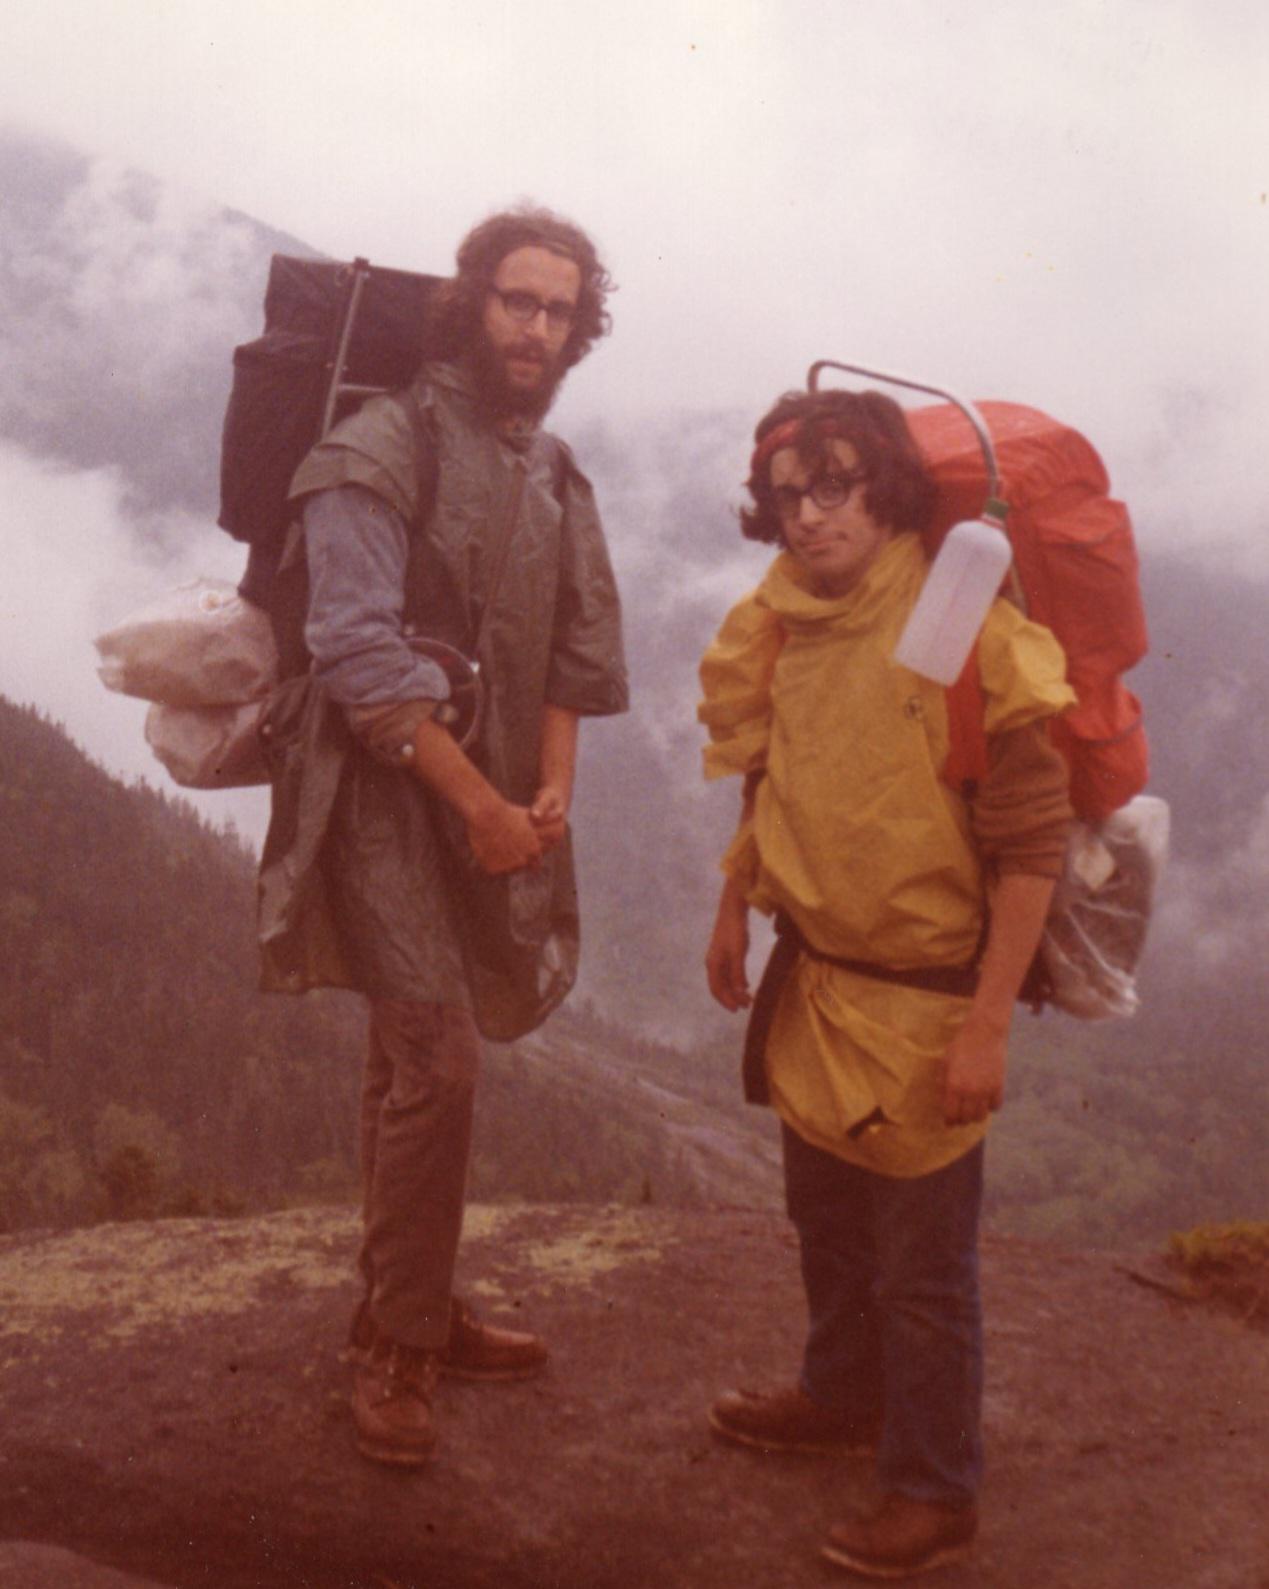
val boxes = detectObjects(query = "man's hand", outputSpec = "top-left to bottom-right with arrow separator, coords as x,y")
534,706 -> 578,850
940,1012 -> 1008,1125
529,784 -> 569,853
706,879 -> 752,1012
939,870 -> 1056,1126
406,720 -> 547,876
465,797 -> 546,875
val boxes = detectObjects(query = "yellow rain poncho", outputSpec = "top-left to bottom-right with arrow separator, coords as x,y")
699,533 -> 1074,1176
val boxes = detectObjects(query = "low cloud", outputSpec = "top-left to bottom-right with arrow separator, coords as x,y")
0,439 -> 269,844
0,133 -> 279,518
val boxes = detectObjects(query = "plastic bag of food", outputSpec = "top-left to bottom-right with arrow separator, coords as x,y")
95,578 -> 278,707
144,699 -> 271,789
1041,795 -> 1170,1019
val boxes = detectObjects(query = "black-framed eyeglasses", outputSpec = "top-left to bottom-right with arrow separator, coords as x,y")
488,287 -> 577,331
771,470 -> 869,520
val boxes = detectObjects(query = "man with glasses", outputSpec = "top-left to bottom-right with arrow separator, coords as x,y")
698,387 -> 1073,1576
263,207 -> 627,1466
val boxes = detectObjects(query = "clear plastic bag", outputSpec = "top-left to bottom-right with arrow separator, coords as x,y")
144,700 -> 271,789
1041,795 -> 1170,1019
95,578 -> 278,707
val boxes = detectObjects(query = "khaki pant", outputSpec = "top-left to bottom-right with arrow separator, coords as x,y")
358,999 -> 480,1350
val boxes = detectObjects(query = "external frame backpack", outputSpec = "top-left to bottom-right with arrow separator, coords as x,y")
904,396 -> 1162,1018
219,253 -> 442,618
806,362 -> 1166,1020
907,400 -> 1149,824
96,255 -> 450,788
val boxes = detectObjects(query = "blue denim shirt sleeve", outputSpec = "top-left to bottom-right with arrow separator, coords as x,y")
303,484 -> 450,707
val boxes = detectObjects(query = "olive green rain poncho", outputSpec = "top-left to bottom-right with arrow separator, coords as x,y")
257,361 -> 628,1040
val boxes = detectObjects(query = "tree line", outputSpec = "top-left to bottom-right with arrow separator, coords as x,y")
2,692 -> 1265,1248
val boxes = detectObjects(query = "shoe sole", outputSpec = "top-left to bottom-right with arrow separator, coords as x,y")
707,1408 -> 871,1456
354,1434 -> 436,1468
820,1539 -> 974,1578
439,1358 -> 548,1383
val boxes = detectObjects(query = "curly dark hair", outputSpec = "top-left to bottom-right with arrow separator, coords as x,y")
740,388 -> 936,545
425,204 -> 614,371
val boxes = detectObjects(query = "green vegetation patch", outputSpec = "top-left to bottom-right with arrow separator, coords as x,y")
1168,1221 -> 1269,1327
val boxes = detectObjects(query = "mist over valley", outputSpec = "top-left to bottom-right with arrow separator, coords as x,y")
1,130 -> 1266,1249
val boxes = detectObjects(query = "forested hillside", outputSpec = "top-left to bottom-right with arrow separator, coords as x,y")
2,691 -> 1267,1247
2,128 -> 1266,1250
0,695 -> 356,1226
0,697 -> 778,1231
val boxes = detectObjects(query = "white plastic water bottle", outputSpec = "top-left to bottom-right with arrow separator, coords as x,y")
893,512 -> 1014,685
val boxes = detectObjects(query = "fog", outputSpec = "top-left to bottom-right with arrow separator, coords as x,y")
2,1 -> 1265,535
0,438 -> 272,839
1,2 -> 1266,971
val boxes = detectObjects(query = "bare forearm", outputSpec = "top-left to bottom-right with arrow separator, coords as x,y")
942,870 -> 1056,1125
705,784 -> 760,1012
706,872 -> 753,1011
408,718 -> 544,874
537,705 -> 579,811
971,871 -> 1057,1032
409,717 -> 501,821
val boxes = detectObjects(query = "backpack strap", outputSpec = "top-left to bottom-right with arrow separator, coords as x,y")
942,638 -> 989,796
941,641 -> 1056,1012
406,382 -> 441,530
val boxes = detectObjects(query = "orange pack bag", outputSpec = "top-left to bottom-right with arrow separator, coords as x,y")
906,401 -> 1149,824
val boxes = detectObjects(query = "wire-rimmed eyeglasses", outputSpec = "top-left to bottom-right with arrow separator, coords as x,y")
488,287 -> 577,332
771,470 -> 869,521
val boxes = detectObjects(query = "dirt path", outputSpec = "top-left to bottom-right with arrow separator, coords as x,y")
1,1205 -> 1265,1587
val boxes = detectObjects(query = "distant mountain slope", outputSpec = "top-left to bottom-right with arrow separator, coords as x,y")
0,696 -> 778,1233
3,131 -> 1267,1250
0,127 -> 319,517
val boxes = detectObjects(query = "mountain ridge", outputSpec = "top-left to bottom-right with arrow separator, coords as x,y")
2,126 -> 1267,1250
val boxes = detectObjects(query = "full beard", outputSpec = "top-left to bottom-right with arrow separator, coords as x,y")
470,331 -> 567,423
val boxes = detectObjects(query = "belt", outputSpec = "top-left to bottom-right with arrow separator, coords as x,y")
741,911 -> 980,1106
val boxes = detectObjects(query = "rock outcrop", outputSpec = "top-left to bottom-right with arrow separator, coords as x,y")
2,1205 -> 1266,1588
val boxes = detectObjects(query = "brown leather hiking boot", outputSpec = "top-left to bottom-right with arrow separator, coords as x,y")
821,1494 -> 978,1578
708,1385 -> 877,1455
345,1293 -> 375,1366
439,1297 -> 548,1381
352,1338 -> 439,1467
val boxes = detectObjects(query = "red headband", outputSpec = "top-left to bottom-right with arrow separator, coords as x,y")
750,419 -> 803,479
750,415 -> 861,479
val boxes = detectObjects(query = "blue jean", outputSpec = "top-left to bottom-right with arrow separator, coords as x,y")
782,1123 -> 985,1507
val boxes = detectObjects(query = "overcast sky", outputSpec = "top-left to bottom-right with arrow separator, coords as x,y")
1,0 -> 1265,832
5,1 -> 1265,466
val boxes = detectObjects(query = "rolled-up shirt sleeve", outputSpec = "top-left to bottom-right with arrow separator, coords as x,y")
303,484 -> 451,762
970,721 -> 1074,878
304,484 -> 451,705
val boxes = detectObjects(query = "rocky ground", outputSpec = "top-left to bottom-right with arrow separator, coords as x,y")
1,1203 -> 1266,1588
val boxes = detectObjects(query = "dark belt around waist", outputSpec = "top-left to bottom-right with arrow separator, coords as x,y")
741,911 -> 980,1106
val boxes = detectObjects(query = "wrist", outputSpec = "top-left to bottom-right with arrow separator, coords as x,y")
964,999 -> 1012,1040
718,877 -> 750,918
536,777 -> 570,807
460,784 -> 508,828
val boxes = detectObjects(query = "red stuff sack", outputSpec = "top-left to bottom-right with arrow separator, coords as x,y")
906,401 -> 1149,824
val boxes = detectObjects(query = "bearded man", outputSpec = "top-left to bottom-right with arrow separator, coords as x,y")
257,206 -> 627,1466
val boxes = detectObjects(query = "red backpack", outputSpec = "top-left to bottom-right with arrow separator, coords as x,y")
906,401 -> 1149,824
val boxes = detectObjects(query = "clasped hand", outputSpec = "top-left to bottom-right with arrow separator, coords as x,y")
465,787 -> 568,876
